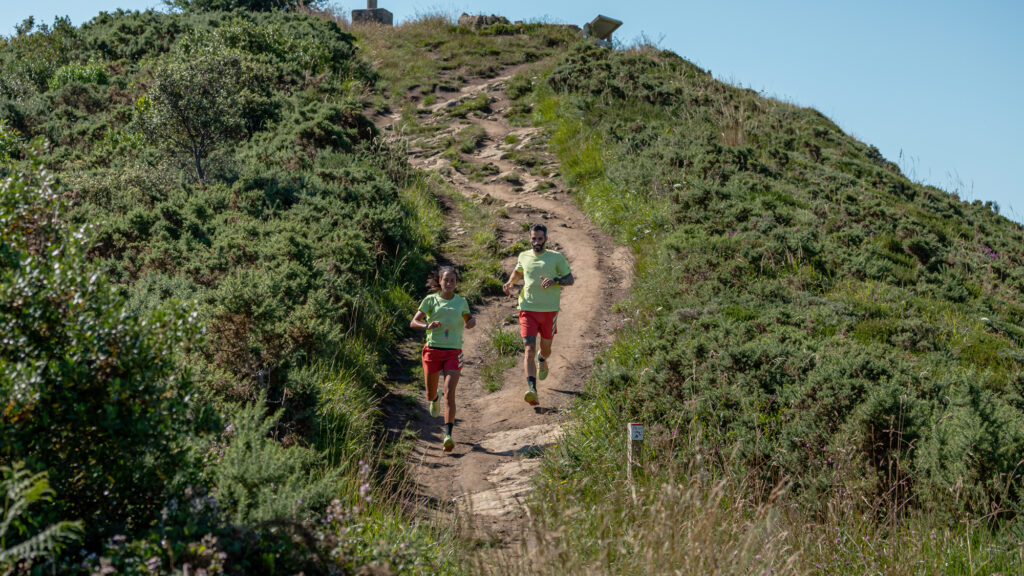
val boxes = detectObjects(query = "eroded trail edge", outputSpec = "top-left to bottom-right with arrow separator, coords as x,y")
376,68 -> 633,546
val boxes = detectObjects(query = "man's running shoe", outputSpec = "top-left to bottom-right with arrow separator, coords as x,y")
428,395 -> 440,418
524,382 -> 539,405
537,352 -> 549,381
443,434 -> 455,452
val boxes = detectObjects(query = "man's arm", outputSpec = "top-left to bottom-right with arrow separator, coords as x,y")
541,272 -> 573,288
503,268 -> 524,295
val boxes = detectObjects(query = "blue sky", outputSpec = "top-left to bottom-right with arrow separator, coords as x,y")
4,1 -> 1021,222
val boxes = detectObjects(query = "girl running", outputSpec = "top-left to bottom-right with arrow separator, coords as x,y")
410,266 -> 475,452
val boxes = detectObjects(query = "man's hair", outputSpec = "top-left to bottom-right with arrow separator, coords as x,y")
529,223 -> 547,236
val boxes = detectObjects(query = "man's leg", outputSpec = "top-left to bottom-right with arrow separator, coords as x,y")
536,312 -> 556,380
538,337 -> 554,361
523,338 -> 539,404
523,339 -> 538,379
536,336 -> 553,379
519,311 -> 540,405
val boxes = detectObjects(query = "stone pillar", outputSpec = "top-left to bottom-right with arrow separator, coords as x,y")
353,3 -> 393,26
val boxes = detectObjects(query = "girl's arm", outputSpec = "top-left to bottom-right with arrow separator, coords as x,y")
411,310 -> 441,330
463,312 -> 476,329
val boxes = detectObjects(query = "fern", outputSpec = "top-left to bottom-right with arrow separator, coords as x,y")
0,463 -> 82,572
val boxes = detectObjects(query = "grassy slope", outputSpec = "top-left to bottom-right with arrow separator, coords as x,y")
506,42 -> 1024,574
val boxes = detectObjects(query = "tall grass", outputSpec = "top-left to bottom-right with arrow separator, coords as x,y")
494,378 -> 1024,575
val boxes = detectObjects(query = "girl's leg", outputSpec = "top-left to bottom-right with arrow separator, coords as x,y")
425,370 -> 440,401
443,371 -> 461,423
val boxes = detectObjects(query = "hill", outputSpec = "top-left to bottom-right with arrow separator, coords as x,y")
356,13 -> 1024,574
504,35 -> 1024,574
2,5 -> 1023,575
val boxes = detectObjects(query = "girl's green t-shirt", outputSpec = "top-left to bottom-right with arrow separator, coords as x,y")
418,293 -> 470,349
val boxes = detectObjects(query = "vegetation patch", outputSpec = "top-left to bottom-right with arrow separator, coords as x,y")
505,40 -> 1024,573
480,321 -> 523,392
0,8 -> 455,574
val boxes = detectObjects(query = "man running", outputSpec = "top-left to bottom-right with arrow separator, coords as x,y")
502,223 -> 574,405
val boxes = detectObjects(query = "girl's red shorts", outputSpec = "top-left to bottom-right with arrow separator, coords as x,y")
422,346 -> 463,374
518,310 -> 558,340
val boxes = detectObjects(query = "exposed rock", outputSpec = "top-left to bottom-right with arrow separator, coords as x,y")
457,13 -> 511,29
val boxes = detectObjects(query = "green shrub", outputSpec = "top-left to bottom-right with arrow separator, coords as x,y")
0,164 -> 207,540
214,396 -> 340,524
138,31 -> 270,181
167,0 -> 322,12
47,59 -> 109,91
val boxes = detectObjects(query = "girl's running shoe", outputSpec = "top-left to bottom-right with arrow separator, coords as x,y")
443,434 -> 455,452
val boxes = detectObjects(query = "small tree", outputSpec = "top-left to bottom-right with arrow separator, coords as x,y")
141,33 -> 258,182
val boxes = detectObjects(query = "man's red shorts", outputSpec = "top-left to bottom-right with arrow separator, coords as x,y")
518,310 -> 558,340
422,346 -> 463,374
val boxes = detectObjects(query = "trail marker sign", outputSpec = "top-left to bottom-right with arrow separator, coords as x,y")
626,422 -> 644,484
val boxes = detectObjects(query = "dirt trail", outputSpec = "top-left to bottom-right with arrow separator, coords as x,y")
376,67 -> 632,546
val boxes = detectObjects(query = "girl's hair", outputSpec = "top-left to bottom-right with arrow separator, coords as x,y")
426,266 -> 459,292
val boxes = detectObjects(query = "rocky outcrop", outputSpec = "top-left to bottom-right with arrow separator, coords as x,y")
457,13 -> 511,29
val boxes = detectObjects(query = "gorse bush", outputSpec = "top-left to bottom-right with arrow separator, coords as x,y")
214,396 -> 339,524
47,59 -> 109,91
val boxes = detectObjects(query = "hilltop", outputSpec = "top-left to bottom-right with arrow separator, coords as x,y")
2,4 -> 1023,575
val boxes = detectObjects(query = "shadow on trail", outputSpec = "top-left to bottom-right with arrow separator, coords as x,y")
469,443 -> 550,458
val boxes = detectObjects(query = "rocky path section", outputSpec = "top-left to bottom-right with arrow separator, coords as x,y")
376,68 -> 632,547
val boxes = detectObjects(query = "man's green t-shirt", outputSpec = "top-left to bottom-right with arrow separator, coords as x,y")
515,249 -> 572,312
418,293 -> 471,349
